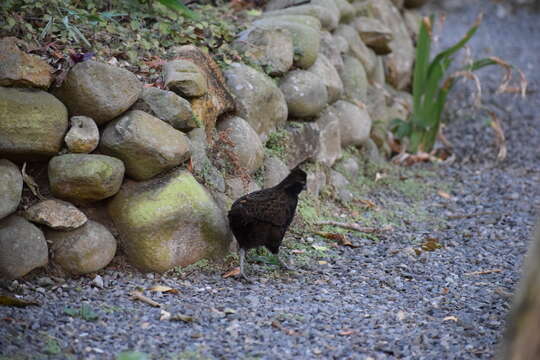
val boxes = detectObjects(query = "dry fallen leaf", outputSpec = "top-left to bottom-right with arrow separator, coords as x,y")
315,232 -> 359,248
421,237 -> 443,252
338,330 -> 357,336
0,295 -> 40,308
443,316 -> 459,322
318,261 -> 328,265
437,190 -> 452,199
222,267 -> 240,279
148,285 -> 179,294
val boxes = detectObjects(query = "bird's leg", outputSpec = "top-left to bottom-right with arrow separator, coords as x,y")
239,248 -> 253,282
277,252 -> 294,271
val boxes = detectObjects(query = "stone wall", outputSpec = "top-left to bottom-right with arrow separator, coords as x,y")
0,0 -> 427,278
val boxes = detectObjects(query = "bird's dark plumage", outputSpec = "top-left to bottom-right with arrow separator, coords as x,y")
228,166 -> 307,281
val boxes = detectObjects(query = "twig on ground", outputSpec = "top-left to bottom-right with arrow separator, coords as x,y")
464,269 -> 502,276
447,211 -> 497,220
130,290 -> 161,307
314,221 -> 390,233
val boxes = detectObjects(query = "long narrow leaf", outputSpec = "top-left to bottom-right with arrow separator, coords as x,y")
412,16 -> 432,112
157,0 -> 199,20
427,14 -> 482,79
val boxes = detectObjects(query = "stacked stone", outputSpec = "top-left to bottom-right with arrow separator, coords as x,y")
0,0 -> 427,277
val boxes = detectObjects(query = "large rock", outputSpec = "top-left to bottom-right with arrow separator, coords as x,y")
364,0 -> 415,89
47,220 -> 116,275
52,60 -> 142,125
332,100 -> 372,147
307,53 -> 343,104
0,215 -> 48,279
216,116 -> 264,175
132,87 -> 197,131
108,170 -> 232,272
354,17 -> 394,55
253,18 -> 321,69
283,122 -> 320,169
48,154 -> 125,203
100,110 -> 191,181
403,10 -> 422,40
279,70 -> 328,119
339,157 -> 360,179
263,156 -> 289,188
24,199 -> 87,231
226,177 -> 261,200
340,56 -> 369,103
0,159 -> 22,220
320,31 -> 345,73
329,170 -> 354,203
224,63 -> 287,142
334,24 -> 377,76
315,107 -> 342,167
335,0 -> 356,22
0,87 -> 68,160
307,168 -> 327,196
0,37 -> 54,89
259,14 -> 321,31
163,60 -> 207,97
372,56 -> 386,85
233,26 -> 293,76
167,46 -> 235,137
64,116 -> 99,154
264,4 -> 338,30
188,128 -> 226,192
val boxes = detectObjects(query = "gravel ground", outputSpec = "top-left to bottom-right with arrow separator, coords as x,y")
1,2 -> 539,360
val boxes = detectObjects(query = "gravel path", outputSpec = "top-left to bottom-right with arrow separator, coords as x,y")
1,2 -> 539,360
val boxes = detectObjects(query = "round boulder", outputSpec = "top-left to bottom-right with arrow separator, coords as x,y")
64,116 -> 99,154
0,159 -> 23,220
99,110 -> 191,181
0,215 -> 48,279
0,87 -> 68,160
217,116 -> 264,175
332,100 -> 373,147
47,220 -> 117,275
108,170 -> 232,272
48,154 -> 125,203
52,60 -> 142,125
279,70 -> 328,119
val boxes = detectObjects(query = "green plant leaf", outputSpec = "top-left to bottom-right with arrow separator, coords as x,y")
116,351 -> 150,360
156,0 -> 199,20
412,16 -> 432,113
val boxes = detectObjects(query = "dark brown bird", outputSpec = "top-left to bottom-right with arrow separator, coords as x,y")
228,166 -> 307,281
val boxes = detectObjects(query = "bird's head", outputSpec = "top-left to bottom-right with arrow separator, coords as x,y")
281,165 -> 307,195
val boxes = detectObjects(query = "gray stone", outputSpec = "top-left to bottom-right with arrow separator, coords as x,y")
315,107 -> 342,167
340,157 -> 360,179
310,0 -> 340,30
163,60 -> 207,97
47,220 -> 116,275
258,14 -> 321,31
335,0 -> 356,22
0,159 -> 22,220
372,56 -> 386,84
188,128 -> 226,192
52,60 -> 142,125
253,18 -> 321,69
100,110 -> 191,181
217,116 -> 265,175
279,70 -> 328,119
307,168 -> 327,196
329,170 -> 354,203
132,87 -> 197,131
307,53 -> 343,104
334,24 -> 377,76
0,37 -> 54,89
264,4 -> 338,30
224,63 -> 288,142
48,154 -> 125,203
227,177 -> 261,200
360,138 -> 386,164
0,87 -> 68,161
263,156 -> 289,188
65,116 -> 99,154
284,122 -> 321,169
0,215 -> 48,279
234,26 -> 294,76
354,17 -> 394,55
340,55 -> 369,103
403,10 -> 422,40
320,31 -> 345,73
332,100 -> 373,147
108,170 -> 233,272
24,199 -> 87,231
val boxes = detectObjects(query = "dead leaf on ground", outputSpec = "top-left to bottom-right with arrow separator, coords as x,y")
0,295 -> 40,307
338,329 -> 357,336
487,111 -> 507,162
148,285 -> 179,294
421,237 -> 443,252
130,290 -> 161,307
354,199 -> 378,210
271,320 -> 300,336
443,316 -> 459,322
222,267 -> 240,279
437,190 -> 452,199
315,231 -> 359,248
